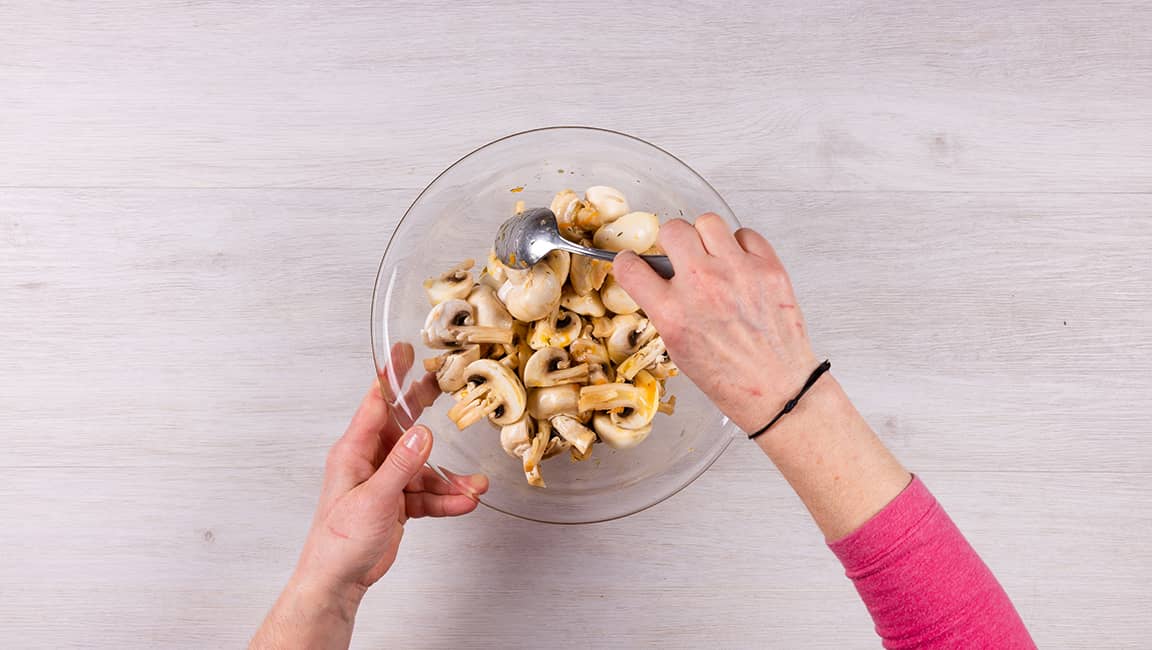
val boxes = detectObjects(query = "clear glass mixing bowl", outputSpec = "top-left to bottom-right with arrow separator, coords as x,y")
371,126 -> 740,524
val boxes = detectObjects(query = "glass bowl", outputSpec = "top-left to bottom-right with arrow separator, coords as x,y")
371,126 -> 740,524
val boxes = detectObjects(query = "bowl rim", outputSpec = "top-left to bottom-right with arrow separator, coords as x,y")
370,125 -> 740,525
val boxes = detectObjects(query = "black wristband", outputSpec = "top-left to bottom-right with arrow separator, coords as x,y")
747,360 -> 832,440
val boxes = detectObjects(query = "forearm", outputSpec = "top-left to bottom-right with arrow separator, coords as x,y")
749,375 -> 910,540
250,573 -> 365,650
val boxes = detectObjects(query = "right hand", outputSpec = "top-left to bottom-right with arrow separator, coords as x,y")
613,214 -> 818,433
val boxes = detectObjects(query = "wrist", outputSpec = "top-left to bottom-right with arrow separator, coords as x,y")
285,570 -> 366,624
747,373 -> 850,458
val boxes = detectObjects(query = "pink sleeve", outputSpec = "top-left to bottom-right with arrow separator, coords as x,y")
828,476 -> 1035,649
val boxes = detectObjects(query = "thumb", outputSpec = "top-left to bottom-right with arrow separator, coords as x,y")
613,250 -> 668,309
366,425 -> 432,497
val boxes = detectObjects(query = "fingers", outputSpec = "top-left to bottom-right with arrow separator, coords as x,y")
694,213 -> 741,256
405,492 -> 480,518
405,466 -> 489,497
390,371 -> 440,432
613,250 -> 668,308
325,384 -> 392,495
734,228 -> 783,267
658,218 -> 707,261
365,425 -> 432,498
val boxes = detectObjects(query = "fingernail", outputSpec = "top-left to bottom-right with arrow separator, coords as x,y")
403,426 -> 429,452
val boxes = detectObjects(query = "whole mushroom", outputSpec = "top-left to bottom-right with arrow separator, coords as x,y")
498,263 -> 562,322
600,273 -> 639,315
593,211 -> 659,253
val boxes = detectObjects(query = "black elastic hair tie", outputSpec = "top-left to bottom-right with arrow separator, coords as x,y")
747,360 -> 832,440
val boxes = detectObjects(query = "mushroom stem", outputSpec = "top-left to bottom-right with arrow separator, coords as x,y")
658,395 -> 677,415
453,325 -> 514,345
617,336 -> 667,381
551,414 -> 596,455
578,382 -> 645,412
447,384 -> 495,429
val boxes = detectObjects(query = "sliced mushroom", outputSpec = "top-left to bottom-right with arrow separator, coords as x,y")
584,186 -> 630,223
543,250 -> 570,287
606,315 -> 656,363
570,442 -> 594,462
527,308 -> 582,349
588,363 -> 614,385
447,359 -> 527,429
593,412 -> 652,450
523,419 -> 550,486
590,315 -> 615,339
569,243 -> 611,296
524,347 -> 590,387
617,335 -> 667,381
560,285 -> 606,317
577,381 -> 649,413
550,414 -> 596,456
657,394 -> 677,415
434,345 -> 483,392
526,383 -> 582,420
649,356 -> 679,380
421,299 -> 474,349
600,273 -> 639,315
593,211 -> 659,253
543,433 -> 572,460
610,370 -> 660,429
467,284 -> 514,330
569,336 -> 609,367
500,416 -> 534,459
497,264 -> 562,322
423,259 -> 475,305
550,189 -> 591,242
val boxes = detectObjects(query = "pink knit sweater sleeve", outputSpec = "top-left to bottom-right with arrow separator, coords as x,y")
827,476 -> 1035,649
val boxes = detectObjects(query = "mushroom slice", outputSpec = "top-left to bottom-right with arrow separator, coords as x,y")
550,189 -> 591,242
447,359 -> 527,429
423,259 -> 475,305
657,394 -> 677,416
593,211 -> 659,253
593,412 -> 652,450
584,186 -> 630,223
526,383 -> 582,421
569,442 -> 594,462
550,414 -> 596,456
606,315 -> 657,364
542,433 -> 572,460
617,336 -> 667,382
434,345 -> 483,393
500,416 -> 534,459
577,381 -> 648,413
600,273 -> 639,315
467,284 -> 514,330
569,336 -> 610,367
523,418 -> 550,487
569,242 -> 612,296
524,347 -> 590,388
527,308 -> 582,350
421,299 -> 475,349
590,315 -> 615,339
649,355 -> 679,380
609,370 -> 660,429
588,363 -> 614,385
560,285 -> 606,317
497,264 -> 562,322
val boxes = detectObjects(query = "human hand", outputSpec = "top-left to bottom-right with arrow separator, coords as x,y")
613,214 -> 817,433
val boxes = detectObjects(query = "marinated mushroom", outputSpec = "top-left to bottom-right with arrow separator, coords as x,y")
617,335 -> 667,381
550,414 -> 596,456
421,299 -> 474,349
423,259 -> 475,305
600,273 -> 639,315
606,315 -> 656,363
593,211 -> 659,253
543,250 -> 571,287
569,242 -> 611,296
524,347 -> 590,388
527,383 -> 582,421
584,185 -> 630,223
498,263 -> 562,322
447,359 -> 527,429
528,308 -> 582,349
593,412 -> 652,450
609,370 -> 660,429
433,344 -> 483,392
467,284 -> 514,330
560,285 -> 606,317
577,381 -> 650,413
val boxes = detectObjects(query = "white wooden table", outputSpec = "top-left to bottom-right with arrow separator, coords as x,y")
2,2 -> 1150,648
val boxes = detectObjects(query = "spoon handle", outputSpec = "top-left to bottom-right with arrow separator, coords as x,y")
555,240 -> 675,279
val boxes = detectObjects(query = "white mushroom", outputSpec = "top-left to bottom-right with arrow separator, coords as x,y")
606,315 -> 656,363
523,347 -> 590,387
609,370 -> 660,429
543,433 -> 572,460
569,244 -> 611,296
421,299 -> 474,349
432,345 -> 483,392
447,359 -> 527,429
500,416 -> 534,459
593,412 -> 652,450
527,308 -> 582,349
550,189 -> 591,241
550,414 -> 596,456
526,383 -> 582,421
497,264 -> 562,322
600,273 -> 639,315
560,285 -> 606,317
422,259 -> 475,305
617,335 -> 667,381
523,418 -> 550,487
543,250 -> 570,287
584,186 -> 630,223
593,211 -> 659,253
590,315 -> 616,339
577,381 -> 651,413
467,284 -> 514,330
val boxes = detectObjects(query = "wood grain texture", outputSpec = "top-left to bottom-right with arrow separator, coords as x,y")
2,0 -> 1151,648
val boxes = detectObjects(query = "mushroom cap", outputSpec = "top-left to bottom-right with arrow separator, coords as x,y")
462,358 -> 527,426
543,250 -> 570,287
610,370 -> 660,429
526,383 -> 582,420
422,299 -> 475,349
560,285 -> 606,317
593,412 -> 653,450
523,346 -> 589,388
550,414 -> 596,455
423,259 -> 475,305
435,345 -> 482,392
569,243 -> 612,296
569,336 -> 610,366
600,273 -> 639,315
606,314 -> 654,363
497,264 -> 562,322
500,416 -> 534,459
527,308 -> 582,350
593,211 -> 659,253
584,186 -> 630,223
466,284 -> 514,330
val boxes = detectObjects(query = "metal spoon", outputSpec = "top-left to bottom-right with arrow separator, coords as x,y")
494,207 -> 674,279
